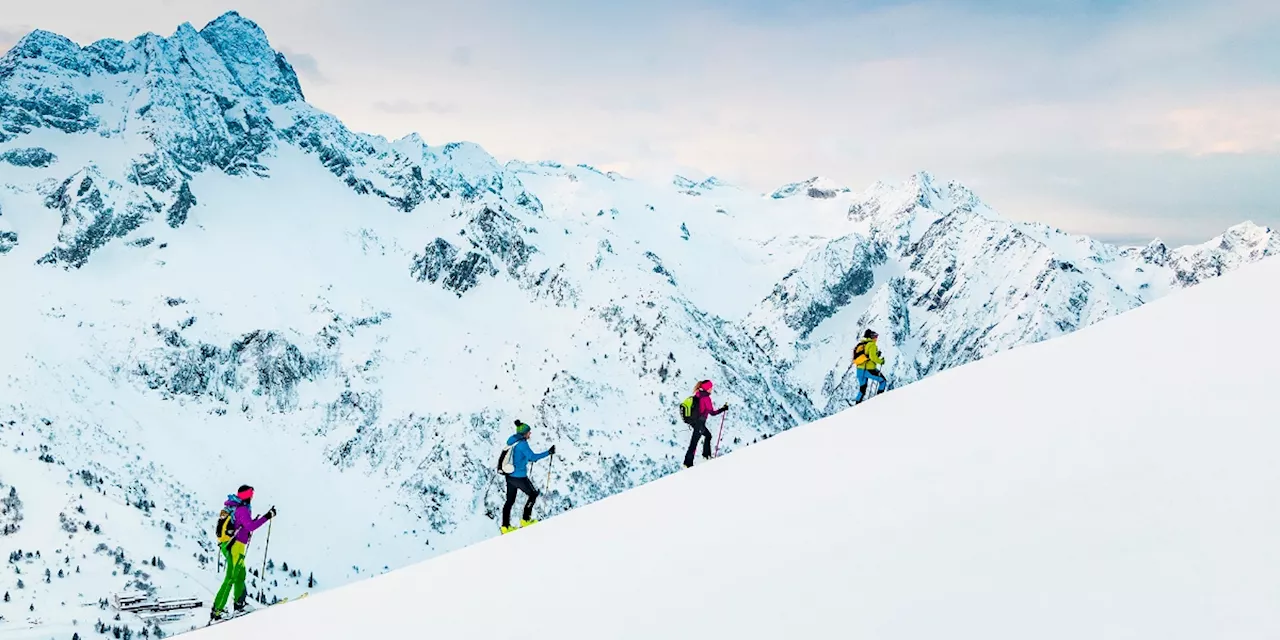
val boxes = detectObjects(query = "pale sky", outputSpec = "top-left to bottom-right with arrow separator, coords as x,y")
3,0 -> 1278,244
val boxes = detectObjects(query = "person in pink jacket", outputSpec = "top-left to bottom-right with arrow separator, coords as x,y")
683,380 -> 728,468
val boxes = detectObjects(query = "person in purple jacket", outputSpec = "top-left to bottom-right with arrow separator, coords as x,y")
210,485 -> 275,621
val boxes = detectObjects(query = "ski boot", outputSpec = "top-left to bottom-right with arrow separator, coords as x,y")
500,525 -> 518,535
520,519 -> 538,528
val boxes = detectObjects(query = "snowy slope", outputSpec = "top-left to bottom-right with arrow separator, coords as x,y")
0,11 -> 1277,637
191,251 -> 1280,640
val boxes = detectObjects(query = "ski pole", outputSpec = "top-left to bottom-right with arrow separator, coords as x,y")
259,520 -> 272,580
714,412 -> 727,458
546,453 -> 554,488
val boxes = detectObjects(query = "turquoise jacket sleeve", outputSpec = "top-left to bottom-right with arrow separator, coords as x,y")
516,439 -> 551,465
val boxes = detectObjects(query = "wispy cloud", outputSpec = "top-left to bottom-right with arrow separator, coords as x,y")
1156,93 -> 1280,156
279,47 -> 328,84
372,100 -> 457,115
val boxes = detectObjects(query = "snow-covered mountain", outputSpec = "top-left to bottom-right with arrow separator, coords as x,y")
200,248 -> 1280,640
0,11 -> 1274,636
768,175 -> 851,200
744,173 -> 1278,412
1123,220 -> 1280,286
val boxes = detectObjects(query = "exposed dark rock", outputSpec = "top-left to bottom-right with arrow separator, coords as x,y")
0,147 -> 57,167
166,181 -> 196,228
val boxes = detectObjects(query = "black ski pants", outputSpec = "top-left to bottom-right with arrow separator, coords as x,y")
684,419 -> 713,467
502,475 -> 539,527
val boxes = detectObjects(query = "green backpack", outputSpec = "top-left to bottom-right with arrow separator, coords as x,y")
679,396 -> 696,424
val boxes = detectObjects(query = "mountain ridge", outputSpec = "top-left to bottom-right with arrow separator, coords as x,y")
0,11 -> 1275,636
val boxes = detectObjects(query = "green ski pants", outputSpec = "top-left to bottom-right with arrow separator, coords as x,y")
212,541 -> 248,613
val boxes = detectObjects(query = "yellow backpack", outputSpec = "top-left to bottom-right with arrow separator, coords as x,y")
215,505 -> 239,544
852,340 -> 871,367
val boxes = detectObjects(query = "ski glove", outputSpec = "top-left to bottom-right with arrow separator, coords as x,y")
265,507 -> 277,520
721,404 -> 729,412
548,445 -> 557,456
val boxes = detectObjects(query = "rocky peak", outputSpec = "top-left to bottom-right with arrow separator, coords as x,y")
393,132 -> 428,153
82,38 -> 130,73
844,174 -> 967,252
2,30 -> 93,75
670,175 -> 730,194
939,179 -> 983,214
1128,239 -> 1171,267
770,176 -> 851,200
905,168 -> 933,189
672,175 -> 698,189
1159,220 -> 1277,286
904,170 -> 951,211
1217,221 -> 1276,253
199,11 -> 303,103
408,140 -> 541,211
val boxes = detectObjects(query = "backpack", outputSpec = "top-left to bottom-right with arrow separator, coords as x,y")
679,396 -> 696,424
496,441 -> 517,475
853,340 -> 871,367
215,505 -> 239,545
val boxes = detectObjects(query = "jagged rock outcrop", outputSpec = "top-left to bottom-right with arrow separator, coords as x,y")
1125,222 -> 1278,286
37,166 -> 160,267
0,146 -> 56,167
770,176 -> 851,200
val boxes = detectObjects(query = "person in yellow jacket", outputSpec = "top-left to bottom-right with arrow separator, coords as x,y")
852,329 -> 888,404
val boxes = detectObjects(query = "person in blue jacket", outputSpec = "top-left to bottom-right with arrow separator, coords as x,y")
501,420 -> 556,534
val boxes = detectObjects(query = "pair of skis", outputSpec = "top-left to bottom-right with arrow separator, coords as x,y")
206,592 -> 309,627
